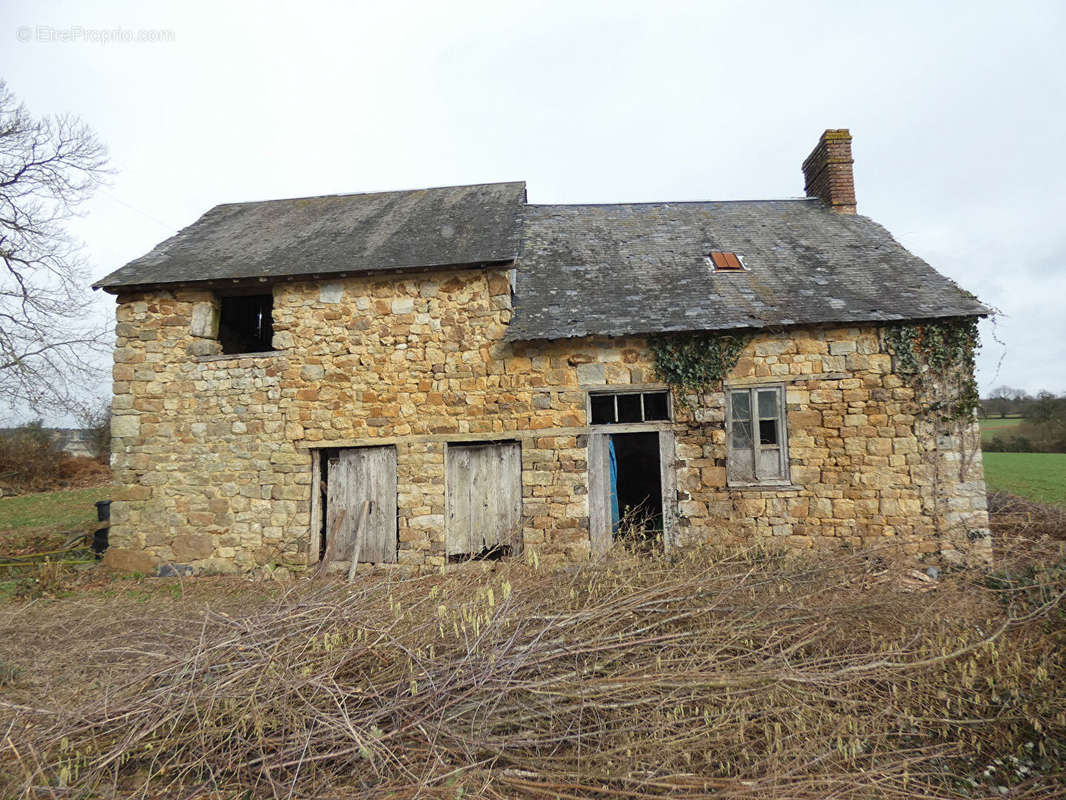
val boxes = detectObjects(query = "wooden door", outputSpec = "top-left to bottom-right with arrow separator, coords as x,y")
445,442 -> 522,556
326,446 -> 397,564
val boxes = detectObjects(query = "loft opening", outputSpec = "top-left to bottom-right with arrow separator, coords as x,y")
218,292 -> 274,354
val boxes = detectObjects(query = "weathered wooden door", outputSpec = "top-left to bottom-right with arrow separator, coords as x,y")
657,430 -> 679,549
445,442 -> 522,556
326,446 -> 397,564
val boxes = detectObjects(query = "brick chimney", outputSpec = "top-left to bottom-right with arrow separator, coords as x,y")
802,129 -> 856,213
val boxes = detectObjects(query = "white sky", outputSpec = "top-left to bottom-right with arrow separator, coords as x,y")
2,0 -> 1064,423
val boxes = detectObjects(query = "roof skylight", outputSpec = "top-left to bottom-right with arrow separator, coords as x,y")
708,251 -> 745,272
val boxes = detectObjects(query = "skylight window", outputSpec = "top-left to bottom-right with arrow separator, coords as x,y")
708,251 -> 746,272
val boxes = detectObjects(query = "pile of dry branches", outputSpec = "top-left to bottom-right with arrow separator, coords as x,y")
6,544 -> 1065,799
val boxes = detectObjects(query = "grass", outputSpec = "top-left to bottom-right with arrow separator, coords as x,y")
983,452 -> 1066,507
980,416 -> 1025,442
0,486 -> 109,556
0,486 -> 109,531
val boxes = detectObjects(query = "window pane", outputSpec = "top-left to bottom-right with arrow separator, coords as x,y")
731,391 -> 751,421
590,394 -> 615,424
759,419 -> 778,445
642,391 -> 669,421
616,393 -> 642,423
732,420 -> 752,449
758,390 -> 778,419
757,447 -> 782,479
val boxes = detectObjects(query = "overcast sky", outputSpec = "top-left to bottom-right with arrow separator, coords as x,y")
2,0 -> 1064,423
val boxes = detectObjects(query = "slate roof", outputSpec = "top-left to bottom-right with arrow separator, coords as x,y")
505,199 -> 987,341
95,182 -> 987,340
94,182 -> 527,290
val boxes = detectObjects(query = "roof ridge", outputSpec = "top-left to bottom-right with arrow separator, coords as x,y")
212,180 -> 527,210
527,197 -> 819,209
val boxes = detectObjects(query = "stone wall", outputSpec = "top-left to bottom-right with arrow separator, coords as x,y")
669,330 -> 990,562
105,268 -> 990,572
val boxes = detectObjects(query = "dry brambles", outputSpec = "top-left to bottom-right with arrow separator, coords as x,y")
3,533 -> 1065,799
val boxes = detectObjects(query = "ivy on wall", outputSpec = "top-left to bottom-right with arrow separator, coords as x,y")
649,320 -> 981,423
648,331 -> 751,409
883,317 -> 981,422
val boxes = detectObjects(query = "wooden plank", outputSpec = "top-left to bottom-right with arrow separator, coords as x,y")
588,433 -> 612,556
326,456 -> 354,563
344,446 -> 397,564
316,508 -> 346,576
500,442 -> 522,553
658,430 -> 679,550
347,500 -> 373,581
445,445 -> 474,555
471,445 -> 497,551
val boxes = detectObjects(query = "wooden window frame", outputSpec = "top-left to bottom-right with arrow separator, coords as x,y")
587,388 -> 673,427
725,383 -> 791,487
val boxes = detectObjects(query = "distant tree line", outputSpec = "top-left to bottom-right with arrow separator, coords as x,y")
981,388 -> 1066,453
981,386 -> 1037,419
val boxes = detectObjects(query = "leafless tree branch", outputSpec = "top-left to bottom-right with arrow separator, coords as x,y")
0,79 -> 112,417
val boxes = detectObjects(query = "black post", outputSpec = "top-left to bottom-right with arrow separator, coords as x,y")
93,500 -> 111,556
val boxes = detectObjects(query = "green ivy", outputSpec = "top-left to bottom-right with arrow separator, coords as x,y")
648,331 -> 751,409
883,318 -> 980,422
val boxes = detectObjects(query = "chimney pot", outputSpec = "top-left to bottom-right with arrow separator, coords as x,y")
802,129 -> 856,213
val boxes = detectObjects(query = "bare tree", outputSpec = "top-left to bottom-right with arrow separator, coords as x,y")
985,385 -> 1017,418
0,79 -> 110,416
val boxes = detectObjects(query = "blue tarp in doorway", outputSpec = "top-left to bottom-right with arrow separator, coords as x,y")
609,436 -> 620,531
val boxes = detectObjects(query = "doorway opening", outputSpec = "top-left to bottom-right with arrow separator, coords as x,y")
317,448 -> 338,560
610,432 -> 663,549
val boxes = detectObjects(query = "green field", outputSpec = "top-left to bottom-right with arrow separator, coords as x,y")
0,487 -> 110,553
982,452 -> 1066,507
979,416 -> 1025,442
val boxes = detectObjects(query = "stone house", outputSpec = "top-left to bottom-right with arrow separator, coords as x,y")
95,130 -> 991,574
